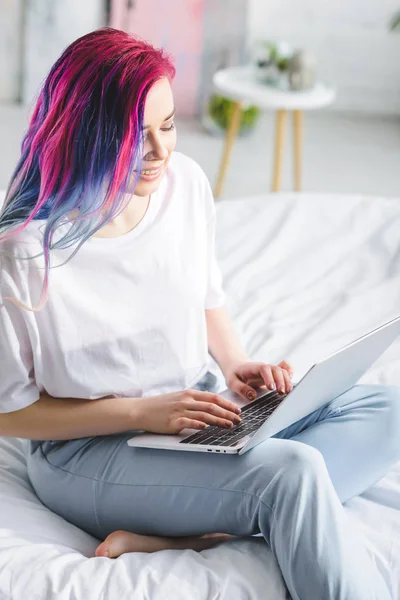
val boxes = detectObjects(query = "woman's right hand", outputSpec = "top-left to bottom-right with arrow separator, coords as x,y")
132,389 -> 242,435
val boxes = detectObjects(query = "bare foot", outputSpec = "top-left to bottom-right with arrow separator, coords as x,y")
95,530 -> 234,559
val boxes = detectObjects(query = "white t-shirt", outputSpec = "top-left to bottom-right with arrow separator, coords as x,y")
0,152 -> 226,413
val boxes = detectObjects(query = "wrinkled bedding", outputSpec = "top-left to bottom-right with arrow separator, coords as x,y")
1,191 -> 400,599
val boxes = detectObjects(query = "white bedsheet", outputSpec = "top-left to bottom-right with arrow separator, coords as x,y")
1,192 -> 400,599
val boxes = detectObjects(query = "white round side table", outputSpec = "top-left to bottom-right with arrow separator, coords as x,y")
212,65 -> 336,198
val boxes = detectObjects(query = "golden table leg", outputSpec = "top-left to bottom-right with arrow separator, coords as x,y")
214,101 -> 242,199
272,109 -> 287,192
293,109 -> 303,192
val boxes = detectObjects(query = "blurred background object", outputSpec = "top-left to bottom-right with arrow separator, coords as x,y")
211,65 -> 336,196
0,0 -> 105,104
253,40 -> 294,88
287,50 -> 317,91
110,0 -> 249,118
0,0 -> 399,198
389,10 -> 400,30
202,95 -> 260,137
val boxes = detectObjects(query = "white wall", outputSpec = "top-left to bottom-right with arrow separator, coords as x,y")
22,0 -> 105,105
247,0 -> 400,115
0,0 -> 23,102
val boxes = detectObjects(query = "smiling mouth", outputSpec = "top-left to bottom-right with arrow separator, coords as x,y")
134,165 -> 164,177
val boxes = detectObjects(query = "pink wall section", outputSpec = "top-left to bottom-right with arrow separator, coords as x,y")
110,0 -> 205,116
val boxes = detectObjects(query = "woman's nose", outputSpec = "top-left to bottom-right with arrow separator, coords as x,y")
148,137 -> 169,161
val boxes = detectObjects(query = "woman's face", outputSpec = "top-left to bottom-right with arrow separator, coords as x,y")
131,77 -> 177,197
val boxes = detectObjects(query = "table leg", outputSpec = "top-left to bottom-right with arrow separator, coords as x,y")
272,109 -> 287,192
293,109 -> 303,191
214,101 -> 242,199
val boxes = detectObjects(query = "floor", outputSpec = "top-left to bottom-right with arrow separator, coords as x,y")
0,104 -> 399,200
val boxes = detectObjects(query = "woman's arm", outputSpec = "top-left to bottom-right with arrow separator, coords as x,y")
205,306 -> 249,380
0,388 -> 242,441
0,392 -> 141,440
206,306 -> 294,399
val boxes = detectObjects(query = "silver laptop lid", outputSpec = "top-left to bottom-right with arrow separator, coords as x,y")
240,314 -> 400,455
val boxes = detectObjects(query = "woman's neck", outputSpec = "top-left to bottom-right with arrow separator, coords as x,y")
91,194 -> 151,239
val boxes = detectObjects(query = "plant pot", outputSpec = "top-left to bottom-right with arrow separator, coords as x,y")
202,95 -> 260,138
202,113 -> 256,138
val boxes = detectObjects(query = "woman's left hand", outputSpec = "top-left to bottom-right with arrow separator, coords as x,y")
225,360 -> 294,401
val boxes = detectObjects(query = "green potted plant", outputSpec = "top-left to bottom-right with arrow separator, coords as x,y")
390,11 -> 400,30
203,94 -> 260,137
253,40 -> 293,88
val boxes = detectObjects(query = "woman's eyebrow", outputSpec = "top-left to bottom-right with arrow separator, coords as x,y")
143,108 -> 175,130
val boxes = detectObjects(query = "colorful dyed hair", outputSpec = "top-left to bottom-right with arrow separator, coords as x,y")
0,27 -> 175,311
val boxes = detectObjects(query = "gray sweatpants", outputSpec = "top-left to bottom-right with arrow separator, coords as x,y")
26,373 -> 400,600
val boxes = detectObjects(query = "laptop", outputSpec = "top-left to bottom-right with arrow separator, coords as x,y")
128,314 -> 400,456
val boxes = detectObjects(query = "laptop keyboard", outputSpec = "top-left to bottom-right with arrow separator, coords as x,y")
180,389 -> 286,448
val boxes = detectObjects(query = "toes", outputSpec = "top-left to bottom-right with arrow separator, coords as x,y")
95,543 -> 110,558
95,530 -> 131,558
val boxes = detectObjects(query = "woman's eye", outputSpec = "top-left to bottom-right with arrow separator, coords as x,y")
161,122 -> 175,132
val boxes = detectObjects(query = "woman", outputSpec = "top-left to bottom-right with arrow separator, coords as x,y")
0,28 -> 399,600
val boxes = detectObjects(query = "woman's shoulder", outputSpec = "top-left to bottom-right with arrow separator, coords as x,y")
0,220 -> 44,258
167,152 -> 214,213
0,221 -> 44,287
168,151 -> 209,184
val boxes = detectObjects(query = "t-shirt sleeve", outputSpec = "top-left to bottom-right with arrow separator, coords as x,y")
0,254 -> 40,413
203,180 -> 226,310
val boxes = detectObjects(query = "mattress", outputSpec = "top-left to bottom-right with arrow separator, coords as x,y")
1,191 -> 400,599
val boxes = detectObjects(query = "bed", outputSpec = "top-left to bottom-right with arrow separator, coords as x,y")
1,191 -> 400,599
